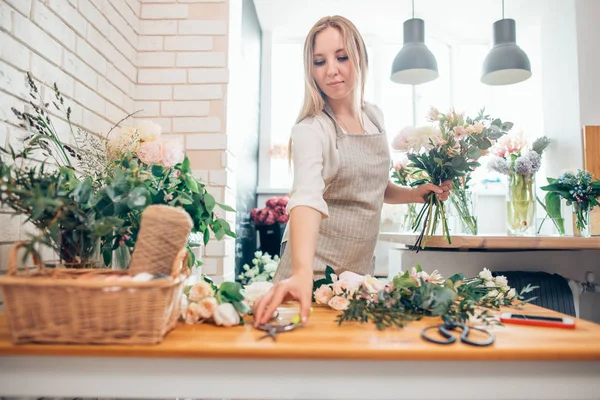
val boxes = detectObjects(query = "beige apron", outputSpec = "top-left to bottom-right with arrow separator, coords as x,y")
273,104 -> 391,282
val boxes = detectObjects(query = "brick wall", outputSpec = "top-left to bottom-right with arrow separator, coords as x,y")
0,0 -> 235,282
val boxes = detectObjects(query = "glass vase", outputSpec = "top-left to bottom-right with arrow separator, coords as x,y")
573,204 -> 592,238
506,173 -> 536,236
399,203 -> 419,233
449,188 -> 478,235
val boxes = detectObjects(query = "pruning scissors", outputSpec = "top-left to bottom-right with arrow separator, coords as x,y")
254,309 -> 304,341
421,316 -> 495,347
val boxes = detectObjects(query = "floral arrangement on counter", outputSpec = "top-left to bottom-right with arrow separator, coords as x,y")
540,170 -> 600,237
237,251 -> 279,285
250,195 -> 290,226
313,265 -> 537,330
392,107 -> 513,249
181,277 -> 273,326
488,130 -> 550,235
0,72 -> 235,269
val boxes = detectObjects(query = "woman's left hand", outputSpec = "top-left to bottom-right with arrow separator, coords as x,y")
411,180 -> 452,203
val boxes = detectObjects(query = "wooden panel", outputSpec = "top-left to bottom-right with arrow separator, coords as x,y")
583,126 -> 600,236
378,233 -> 600,250
0,304 -> 599,361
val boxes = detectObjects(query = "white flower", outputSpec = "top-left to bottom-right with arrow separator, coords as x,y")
338,271 -> 364,286
314,285 -> 335,305
424,270 -> 444,285
189,281 -> 214,302
494,275 -> 509,288
362,275 -> 386,294
213,303 -> 241,327
254,251 -> 263,258
261,255 -> 271,264
197,297 -> 218,320
244,281 -> 273,307
506,288 -> 517,300
487,289 -> 499,298
332,279 -> 360,296
328,296 -> 350,311
137,120 -> 162,142
180,294 -> 189,320
478,268 -> 493,281
485,280 -> 496,288
264,262 -> 278,273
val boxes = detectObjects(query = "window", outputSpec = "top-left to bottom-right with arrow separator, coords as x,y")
261,34 -> 543,191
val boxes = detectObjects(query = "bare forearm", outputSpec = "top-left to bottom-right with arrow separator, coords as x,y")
289,206 -> 321,277
383,181 -> 419,204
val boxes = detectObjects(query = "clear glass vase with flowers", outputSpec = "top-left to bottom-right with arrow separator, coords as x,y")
392,107 -> 512,249
488,132 -> 550,236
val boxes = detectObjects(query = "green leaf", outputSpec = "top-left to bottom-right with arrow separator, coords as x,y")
127,186 -> 151,209
203,228 -> 210,245
217,281 -> 245,303
103,248 -> 113,266
204,192 -> 216,213
214,228 -> 225,240
181,157 -> 191,174
152,165 -> 164,177
491,118 -> 501,127
448,273 -> 465,283
184,176 -> 200,193
501,122 -> 514,131
216,202 -> 236,212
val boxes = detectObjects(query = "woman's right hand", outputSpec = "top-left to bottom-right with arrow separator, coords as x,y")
252,271 -> 314,327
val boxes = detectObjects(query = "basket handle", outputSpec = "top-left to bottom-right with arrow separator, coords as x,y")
8,241 -> 45,276
170,248 -> 190,279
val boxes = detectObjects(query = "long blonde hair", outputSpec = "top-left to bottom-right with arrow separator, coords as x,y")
289,16 -> 369,161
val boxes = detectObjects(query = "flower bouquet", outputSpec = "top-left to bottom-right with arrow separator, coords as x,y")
0,73 -> 235,269
488,131 -> 550,235
251,195 -> 289,257
392,107 -> 513,249
237,251 -> 279,285
313,266 -> 537,330
540,170 -> 600,237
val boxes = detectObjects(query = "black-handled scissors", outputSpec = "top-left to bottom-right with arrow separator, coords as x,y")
257,321 -> 304,341
421,316 -> 495,346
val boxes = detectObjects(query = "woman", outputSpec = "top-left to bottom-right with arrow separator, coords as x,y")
253,16 -> 451,326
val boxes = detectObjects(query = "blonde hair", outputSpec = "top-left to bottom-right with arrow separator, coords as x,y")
289,16 -> 369,162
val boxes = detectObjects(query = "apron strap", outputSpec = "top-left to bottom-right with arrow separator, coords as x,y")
362,103 -> 385,134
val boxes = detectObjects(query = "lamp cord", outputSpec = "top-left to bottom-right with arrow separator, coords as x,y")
412,0 -> 415,19
502,0 -> 505,19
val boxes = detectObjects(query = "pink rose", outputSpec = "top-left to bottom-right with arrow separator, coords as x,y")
137,141 -> 163,165
189,281 -> 214,302
276,213 -> 289,223
266,197 -> 279,209
362,275 -> 386,294
160,138 -> 185,168
184,302 -> 202,325
328,296 -> 350,311
277,196 -> 289,207
314,285 -> 334,305
197,296 -> 218,320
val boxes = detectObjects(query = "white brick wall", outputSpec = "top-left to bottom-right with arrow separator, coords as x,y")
1,0 -> 234,281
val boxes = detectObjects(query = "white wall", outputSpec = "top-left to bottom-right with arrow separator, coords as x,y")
575,0 -> 600,127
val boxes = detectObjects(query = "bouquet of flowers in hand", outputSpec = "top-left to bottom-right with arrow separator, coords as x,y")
251,195 -> 289,226
392,107 -> 512,249
540,170 -> 600,236
313,266 -> 537,330
433,108 -> 514,236
488,131 -> 550,235
181,277 -> 249,326
237,251 -> 280,285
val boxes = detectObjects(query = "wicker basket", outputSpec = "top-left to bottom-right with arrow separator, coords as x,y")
0,241 -> 189,345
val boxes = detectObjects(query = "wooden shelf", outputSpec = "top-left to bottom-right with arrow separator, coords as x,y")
378,233 -> 600,250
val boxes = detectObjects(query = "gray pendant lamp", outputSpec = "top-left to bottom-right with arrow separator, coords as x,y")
481,0 -> 531,85
390,0 -> 438,85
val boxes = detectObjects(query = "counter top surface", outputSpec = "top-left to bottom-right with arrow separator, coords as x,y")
1,304 -> 599,361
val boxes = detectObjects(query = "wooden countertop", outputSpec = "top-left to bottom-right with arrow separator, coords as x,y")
1,304 -> 599,361
379,233 -> 600,250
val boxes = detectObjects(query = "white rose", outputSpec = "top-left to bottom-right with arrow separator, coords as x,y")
314,285 -> 334,305
189,281 -> 214,302
478,268 -> 493,281
362,275 -> 386,294
137,120 -> 162,142
332,279 -> 360,296
494,275 -> 509,288
180,294 -> 189,320
500,285 -> 510,293
213,303 -> 241,327
264,262 -> 278,273
485,280 -> 496,288
506,288 -> 517,300
254,251 -> 263,258
487,289 -> 499,299
197,297 -> 218,320
328,296 -> 350,311
243,281 -> 273,307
